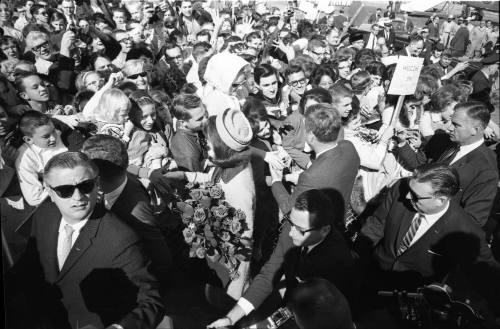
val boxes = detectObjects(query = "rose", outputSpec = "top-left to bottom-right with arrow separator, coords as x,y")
195,247 -> 206,259
230,219 -> 242,235
189,189 -> 205,201
193,207 -> 206,223
221,231 -> 231,242
212,204 -> 228,218
200,196 -> 212,208
182,228 -> 195,244
235,209 -> 246,222
209,185 -> 224,199
177,202 -> 194,220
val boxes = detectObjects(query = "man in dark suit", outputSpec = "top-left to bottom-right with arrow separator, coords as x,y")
269,103 -> 360,225
364,23 -> 381,50
81,135 -> 173,284
355,163 -> 499,290
207,189 -> 356,328
6,152 -> 164,329
394,102 -> 498,227
395,33 -> 424,57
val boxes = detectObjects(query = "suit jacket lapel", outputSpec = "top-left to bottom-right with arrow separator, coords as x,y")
57,208 -> 104,281
44,211 -> 62,282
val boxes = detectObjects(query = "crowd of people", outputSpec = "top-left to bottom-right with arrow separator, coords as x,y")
1,0 -> 499,328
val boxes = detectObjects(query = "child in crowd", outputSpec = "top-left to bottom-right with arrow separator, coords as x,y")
15,111 -> 67,206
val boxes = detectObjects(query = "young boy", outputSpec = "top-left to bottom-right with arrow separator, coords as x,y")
15,111 -> 67,206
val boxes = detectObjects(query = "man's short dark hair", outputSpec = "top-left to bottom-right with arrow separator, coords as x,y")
172,93 -> 202,121
14,71 -> 39,93
304,103 -> 341,142
455,101 -> 490,129
19,110 -> 51,137
299,88 -> 332,115
81,135 -> 128,179
412,163 -> 460,198
126,47 -> 154,61
285,64 -> 305,79
44,151 -> 99,181
294,189 -> 336,231
288,278 -> 353,329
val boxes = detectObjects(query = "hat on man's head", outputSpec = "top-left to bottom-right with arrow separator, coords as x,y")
215,108 -> 253,151
481,53 -> 499,65
349,32 -> 364,44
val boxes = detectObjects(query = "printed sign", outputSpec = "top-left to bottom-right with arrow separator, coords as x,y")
387,56 -> 424,95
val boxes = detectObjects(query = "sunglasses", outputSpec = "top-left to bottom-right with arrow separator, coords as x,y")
32,41 -> 49,52
48,178 -> 97,198
127,71 -> 147,79
408,186 -> 434,202
285,217 -> 320,235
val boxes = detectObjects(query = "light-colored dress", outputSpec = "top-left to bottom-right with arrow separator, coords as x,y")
187,163 -> 255,300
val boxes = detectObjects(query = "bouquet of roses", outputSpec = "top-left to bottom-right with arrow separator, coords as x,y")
176,182 -> 252,281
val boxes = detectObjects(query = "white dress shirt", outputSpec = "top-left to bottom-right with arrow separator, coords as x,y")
410,202 -> 449,247
366,33 -> 377,50
104,176 -> 128,210
57,217 -> 89,269
449,138 -> 484,165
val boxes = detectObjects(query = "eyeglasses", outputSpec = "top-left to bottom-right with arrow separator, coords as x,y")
48,178 -> 97,198
32,41 -> 49,52
37,10 -> 48,15
127,71 -> 147,79
311,50 -> 326,57
285,216 -> 320,235
408,186 -> 434,202
289,78 -> 307,87
167,54 -> 183,61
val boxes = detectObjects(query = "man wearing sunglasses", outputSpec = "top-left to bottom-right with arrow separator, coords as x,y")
355,163 -> 498,292
6,151 -> 164,329
208,189 -> 356,328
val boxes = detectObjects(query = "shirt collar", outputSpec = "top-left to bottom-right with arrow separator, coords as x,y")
459,138 -> 484,153
59,216 -> 89,234
421,201 -> 450,226
315,144 -> 337,158
104,176 -> 128,210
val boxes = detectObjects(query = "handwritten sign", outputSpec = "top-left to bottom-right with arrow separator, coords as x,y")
387,56 -> 424,95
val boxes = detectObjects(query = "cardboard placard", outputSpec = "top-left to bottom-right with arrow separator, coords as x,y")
387,56 -> 424,95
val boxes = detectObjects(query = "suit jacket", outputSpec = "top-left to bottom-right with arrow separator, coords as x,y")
272,141 -> 360,219
358,179 -> 497,283
394,135 -> 498,227
428,22 -> 440,41
7,202 -> 164,329
243,223 -> 356,309
111,174 -> 173,278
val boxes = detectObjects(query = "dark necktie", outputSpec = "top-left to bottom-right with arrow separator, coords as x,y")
397,214 -> 425,256
437,143 -> 460,165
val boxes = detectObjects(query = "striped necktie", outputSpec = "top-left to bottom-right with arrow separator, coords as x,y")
397,214 -> 425,256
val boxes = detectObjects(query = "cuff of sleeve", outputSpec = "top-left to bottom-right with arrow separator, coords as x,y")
111,325 -> 124,329
237,298 -> 254,316
185,172 -> 197,183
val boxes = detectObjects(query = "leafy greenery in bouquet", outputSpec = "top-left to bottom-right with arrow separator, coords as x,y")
176,182 -> 252,280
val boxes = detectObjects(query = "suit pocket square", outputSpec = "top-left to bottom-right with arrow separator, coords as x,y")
427,249 -> 443,256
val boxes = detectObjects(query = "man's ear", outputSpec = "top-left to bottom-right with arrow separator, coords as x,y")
22,135 -> 33,145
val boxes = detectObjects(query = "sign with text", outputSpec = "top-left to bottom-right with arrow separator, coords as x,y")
387,56 -> 424,95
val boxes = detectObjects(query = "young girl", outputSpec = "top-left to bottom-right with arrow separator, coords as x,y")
93,88 -> 132,140
127,92 -> 171,171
